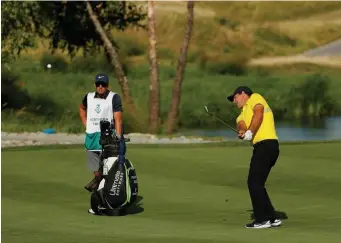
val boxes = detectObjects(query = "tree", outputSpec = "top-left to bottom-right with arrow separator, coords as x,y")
167,1 -> 195,134
1,1 -> 146,113
1,1 -> 44,62
147,0 -> 160,133
84,1 -> 137,113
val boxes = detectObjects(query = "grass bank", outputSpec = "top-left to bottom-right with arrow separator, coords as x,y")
2,142 -> 341,242
22,2 -> 341,62
2,56 -> 341,133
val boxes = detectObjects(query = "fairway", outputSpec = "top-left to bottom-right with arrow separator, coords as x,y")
2,142 -> 341,243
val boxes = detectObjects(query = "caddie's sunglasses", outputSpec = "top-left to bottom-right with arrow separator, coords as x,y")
95,82 -> 108,87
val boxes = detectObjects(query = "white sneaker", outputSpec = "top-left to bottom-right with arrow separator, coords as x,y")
88,208 -> 96,215
270,219 -> 282,227
245,220 -> 272,229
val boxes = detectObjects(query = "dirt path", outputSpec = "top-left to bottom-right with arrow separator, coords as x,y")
249,55 -> 341,67
249,39 -> 341,67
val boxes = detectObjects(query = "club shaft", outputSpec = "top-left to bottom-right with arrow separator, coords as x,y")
211,114 -> 238,133
204,106 -> 238,133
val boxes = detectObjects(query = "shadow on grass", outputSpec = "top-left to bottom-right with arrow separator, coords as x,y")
91,195 -> 145,217
1,69 -> 63,118
124,195 -> 145,215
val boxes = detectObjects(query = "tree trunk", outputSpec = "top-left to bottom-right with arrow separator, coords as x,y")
147,0 -> 160,134
167,1 -> 194,134
85,1 -> 136,113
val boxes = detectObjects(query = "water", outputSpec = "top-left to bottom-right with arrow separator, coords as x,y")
178,116 -> 341,142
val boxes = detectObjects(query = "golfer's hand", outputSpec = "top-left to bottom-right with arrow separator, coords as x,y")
238,130 -> 246,140
243,130 -> 253,141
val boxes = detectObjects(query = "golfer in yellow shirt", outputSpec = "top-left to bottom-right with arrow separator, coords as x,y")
227,86 -> 281,229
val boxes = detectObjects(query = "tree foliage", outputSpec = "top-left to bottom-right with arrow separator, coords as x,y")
1,1 -> 147,60
45,1 -> 146,56
1,1 -> 43,61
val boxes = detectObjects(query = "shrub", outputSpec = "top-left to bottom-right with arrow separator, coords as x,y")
70,52 -> 130,75
204,54 -> 249,76
70,54 -> 112,73
283,74 -> 336,119
114,36 -> 146,57
187,50 -> 202,63
255,26 -> 297,47
215,17 -> 240,30
1,68 -> 31,109
40,52 -> 69,72
158,48 -> 176,60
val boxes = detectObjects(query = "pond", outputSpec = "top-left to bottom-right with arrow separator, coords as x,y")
177,116 -> 341,142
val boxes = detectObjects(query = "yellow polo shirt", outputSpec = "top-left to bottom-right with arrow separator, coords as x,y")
236,93 -> 278,144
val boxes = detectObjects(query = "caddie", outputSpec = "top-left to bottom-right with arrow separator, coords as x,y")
79,73 -> 126,213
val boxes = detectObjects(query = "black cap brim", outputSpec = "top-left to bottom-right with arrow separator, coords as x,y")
227,94 -> 235,102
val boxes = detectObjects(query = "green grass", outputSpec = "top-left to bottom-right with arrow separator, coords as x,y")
2,142 -> 341,242
2,58 -> 341,133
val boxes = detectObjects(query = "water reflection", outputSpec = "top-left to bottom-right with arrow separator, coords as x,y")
178,116 -> 341,142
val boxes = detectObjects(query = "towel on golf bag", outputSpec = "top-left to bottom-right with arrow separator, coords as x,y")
90,157 -> 138,215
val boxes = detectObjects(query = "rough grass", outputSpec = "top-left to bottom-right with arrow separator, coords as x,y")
19,1 -> 341,63
2,142 -> 341,243
2,56 -> 341,134
196,2 -> 341,22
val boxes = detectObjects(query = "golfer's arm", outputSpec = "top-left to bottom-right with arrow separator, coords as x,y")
237,120 -> 247,132
248,104 -> 264,134
114,111 -> 123,136
79,104 -> 87,127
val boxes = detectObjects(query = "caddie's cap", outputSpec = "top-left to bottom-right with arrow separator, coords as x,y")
95,73 -> 109,85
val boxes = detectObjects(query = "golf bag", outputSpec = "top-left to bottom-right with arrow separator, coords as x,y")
89,120 -> 138,216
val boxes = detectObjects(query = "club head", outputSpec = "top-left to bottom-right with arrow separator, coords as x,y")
204,106 -> 209,113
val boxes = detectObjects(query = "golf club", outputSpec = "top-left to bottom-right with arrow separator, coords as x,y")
204,106 -> 238,133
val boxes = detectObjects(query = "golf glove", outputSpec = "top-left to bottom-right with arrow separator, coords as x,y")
243,130 -> 253,141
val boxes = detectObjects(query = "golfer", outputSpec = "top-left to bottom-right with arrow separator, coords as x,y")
227,86 -> 281,229
79,74 -> 125,210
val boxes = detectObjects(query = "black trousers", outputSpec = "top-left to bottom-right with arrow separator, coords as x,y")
247,139 -> 279,222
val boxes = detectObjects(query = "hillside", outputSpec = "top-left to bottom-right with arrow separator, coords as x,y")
120,1 -> 341,59
22,1 -> 341,64
3,1 -> 341,134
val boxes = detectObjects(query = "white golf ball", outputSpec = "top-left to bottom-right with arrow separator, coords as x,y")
47,64 -> 52,68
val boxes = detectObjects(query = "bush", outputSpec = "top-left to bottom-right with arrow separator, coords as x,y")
70,54 -> 112,73
187,50 -> 202,63
40,53 -> 69,72
201,53 -> 249,76
282,74 -> 337,119
159,65 -> 176,80
255,26 -> 297,47
158,48 -> 176,60
197,52 -> 210,70
70,52 -> 130,75
114,36 -> 146,57
215,17 -> 240,30
1,68 -> 31,109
